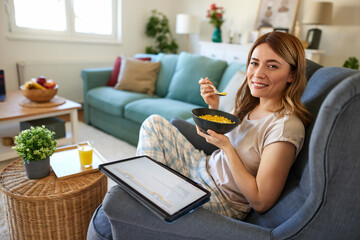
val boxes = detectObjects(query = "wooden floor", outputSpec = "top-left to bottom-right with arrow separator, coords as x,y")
58,108 -> 85,123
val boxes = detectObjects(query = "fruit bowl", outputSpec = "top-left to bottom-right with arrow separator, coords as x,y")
20,85 -> 58,103
192,108 -> 240,134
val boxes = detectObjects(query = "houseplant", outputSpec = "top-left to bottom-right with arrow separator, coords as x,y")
343,57 -> 359,70
13,125 -> 57,179
145,9 -> 178,54
206,3 -> 225,42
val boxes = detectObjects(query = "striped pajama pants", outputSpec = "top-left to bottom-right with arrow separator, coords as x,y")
136,114 -> 246,220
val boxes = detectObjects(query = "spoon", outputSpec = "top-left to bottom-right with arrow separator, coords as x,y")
207,84 -> 227,96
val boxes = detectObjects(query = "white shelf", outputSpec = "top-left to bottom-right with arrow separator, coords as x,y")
199,41 -> 324,64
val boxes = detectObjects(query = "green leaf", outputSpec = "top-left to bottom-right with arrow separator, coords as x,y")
343,57 -> 359,70
12,126 -> 57,162
144,9 -> 178,54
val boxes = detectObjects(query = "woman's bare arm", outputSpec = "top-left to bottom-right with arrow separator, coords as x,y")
197,128 -> 295,213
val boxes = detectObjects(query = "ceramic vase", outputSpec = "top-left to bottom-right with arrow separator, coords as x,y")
212,27 -> 222,43
23,157 -> 50,179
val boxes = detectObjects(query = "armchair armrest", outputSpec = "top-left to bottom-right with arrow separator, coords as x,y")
81,67 -> 112,124
103,186 -> 271,240
171,118 -> 218,155
81,67 -> 113,93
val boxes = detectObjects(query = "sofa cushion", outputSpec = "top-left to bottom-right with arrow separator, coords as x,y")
114,57 -> 161,96
218,70 -> 246,113
305,59 -> 323,81
86,87 -> 154,117
165,52 -> 228,107
106,56 -> 122,86
88,106 -> 142,146
218,62 -> 247,92
155,53 -> 179,97
171,118 -> 218,155
124,98 -> 202,124
133,53 -> 158,61
88,205 -> 112,239
106,56 -> 152,87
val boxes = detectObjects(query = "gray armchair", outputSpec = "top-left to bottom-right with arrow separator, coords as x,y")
87,61 -> 360,240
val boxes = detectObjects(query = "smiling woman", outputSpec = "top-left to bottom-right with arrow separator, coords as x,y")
136,31 -> 311,220
247,43 -> 294,106
235,31 -> 309,125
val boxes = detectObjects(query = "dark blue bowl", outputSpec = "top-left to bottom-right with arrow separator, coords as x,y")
192,108 -> 240,134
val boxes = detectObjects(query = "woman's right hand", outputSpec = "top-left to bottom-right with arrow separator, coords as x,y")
199,77 -> 219,109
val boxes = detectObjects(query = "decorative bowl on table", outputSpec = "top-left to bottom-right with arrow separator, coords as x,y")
20,85 -> 58,103
191,108 -> 240,134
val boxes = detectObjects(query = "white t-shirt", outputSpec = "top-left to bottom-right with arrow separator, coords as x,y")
207,112 -> 305,212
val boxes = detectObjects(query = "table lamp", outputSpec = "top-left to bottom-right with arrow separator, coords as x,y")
303,2 -> 333,49
176,14 -> 200,52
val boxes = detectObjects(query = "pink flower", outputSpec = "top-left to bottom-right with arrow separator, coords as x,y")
206,4 -> 225,28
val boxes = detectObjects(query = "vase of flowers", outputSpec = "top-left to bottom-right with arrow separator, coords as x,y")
207,3 -> 224,42
13,126 -> 57,179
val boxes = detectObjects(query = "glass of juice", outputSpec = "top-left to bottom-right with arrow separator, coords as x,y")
78,141 -> 93,168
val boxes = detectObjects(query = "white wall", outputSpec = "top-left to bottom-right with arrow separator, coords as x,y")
1,0 -> 359,94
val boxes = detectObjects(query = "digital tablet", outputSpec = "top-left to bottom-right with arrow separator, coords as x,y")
99,155 -> 211,222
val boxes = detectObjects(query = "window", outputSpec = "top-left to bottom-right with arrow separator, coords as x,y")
6,0 -> 121,43
13,0 -> 67,31
74,0 -> 113,35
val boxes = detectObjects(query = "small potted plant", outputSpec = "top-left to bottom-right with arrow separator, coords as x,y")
12,125 -> 57,179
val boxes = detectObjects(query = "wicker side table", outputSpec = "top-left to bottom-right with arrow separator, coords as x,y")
0,159 -> 107,240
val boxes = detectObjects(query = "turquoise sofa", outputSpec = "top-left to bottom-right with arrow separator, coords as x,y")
81,52 -> 246,146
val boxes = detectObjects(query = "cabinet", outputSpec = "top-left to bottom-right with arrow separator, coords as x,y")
199,42 -> 250,63
199,42 -> 324,64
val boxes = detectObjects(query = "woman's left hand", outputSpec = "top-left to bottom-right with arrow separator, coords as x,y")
196,126 -> 232,150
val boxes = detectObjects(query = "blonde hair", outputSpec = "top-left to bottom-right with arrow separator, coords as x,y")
234,31 -> 311,125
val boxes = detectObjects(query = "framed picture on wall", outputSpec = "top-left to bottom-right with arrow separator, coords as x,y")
247,31 -> 259,44
254,0 -> 299,34
274,28 -> 289,33
259,27 -> 274,36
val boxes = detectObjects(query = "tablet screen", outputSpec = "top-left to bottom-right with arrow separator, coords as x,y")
100,156 -> 209,216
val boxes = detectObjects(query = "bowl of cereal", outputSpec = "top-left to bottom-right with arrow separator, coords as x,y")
192,108 -> 240,134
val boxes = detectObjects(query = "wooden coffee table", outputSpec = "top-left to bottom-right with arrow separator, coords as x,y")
0,91 -> 81,161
